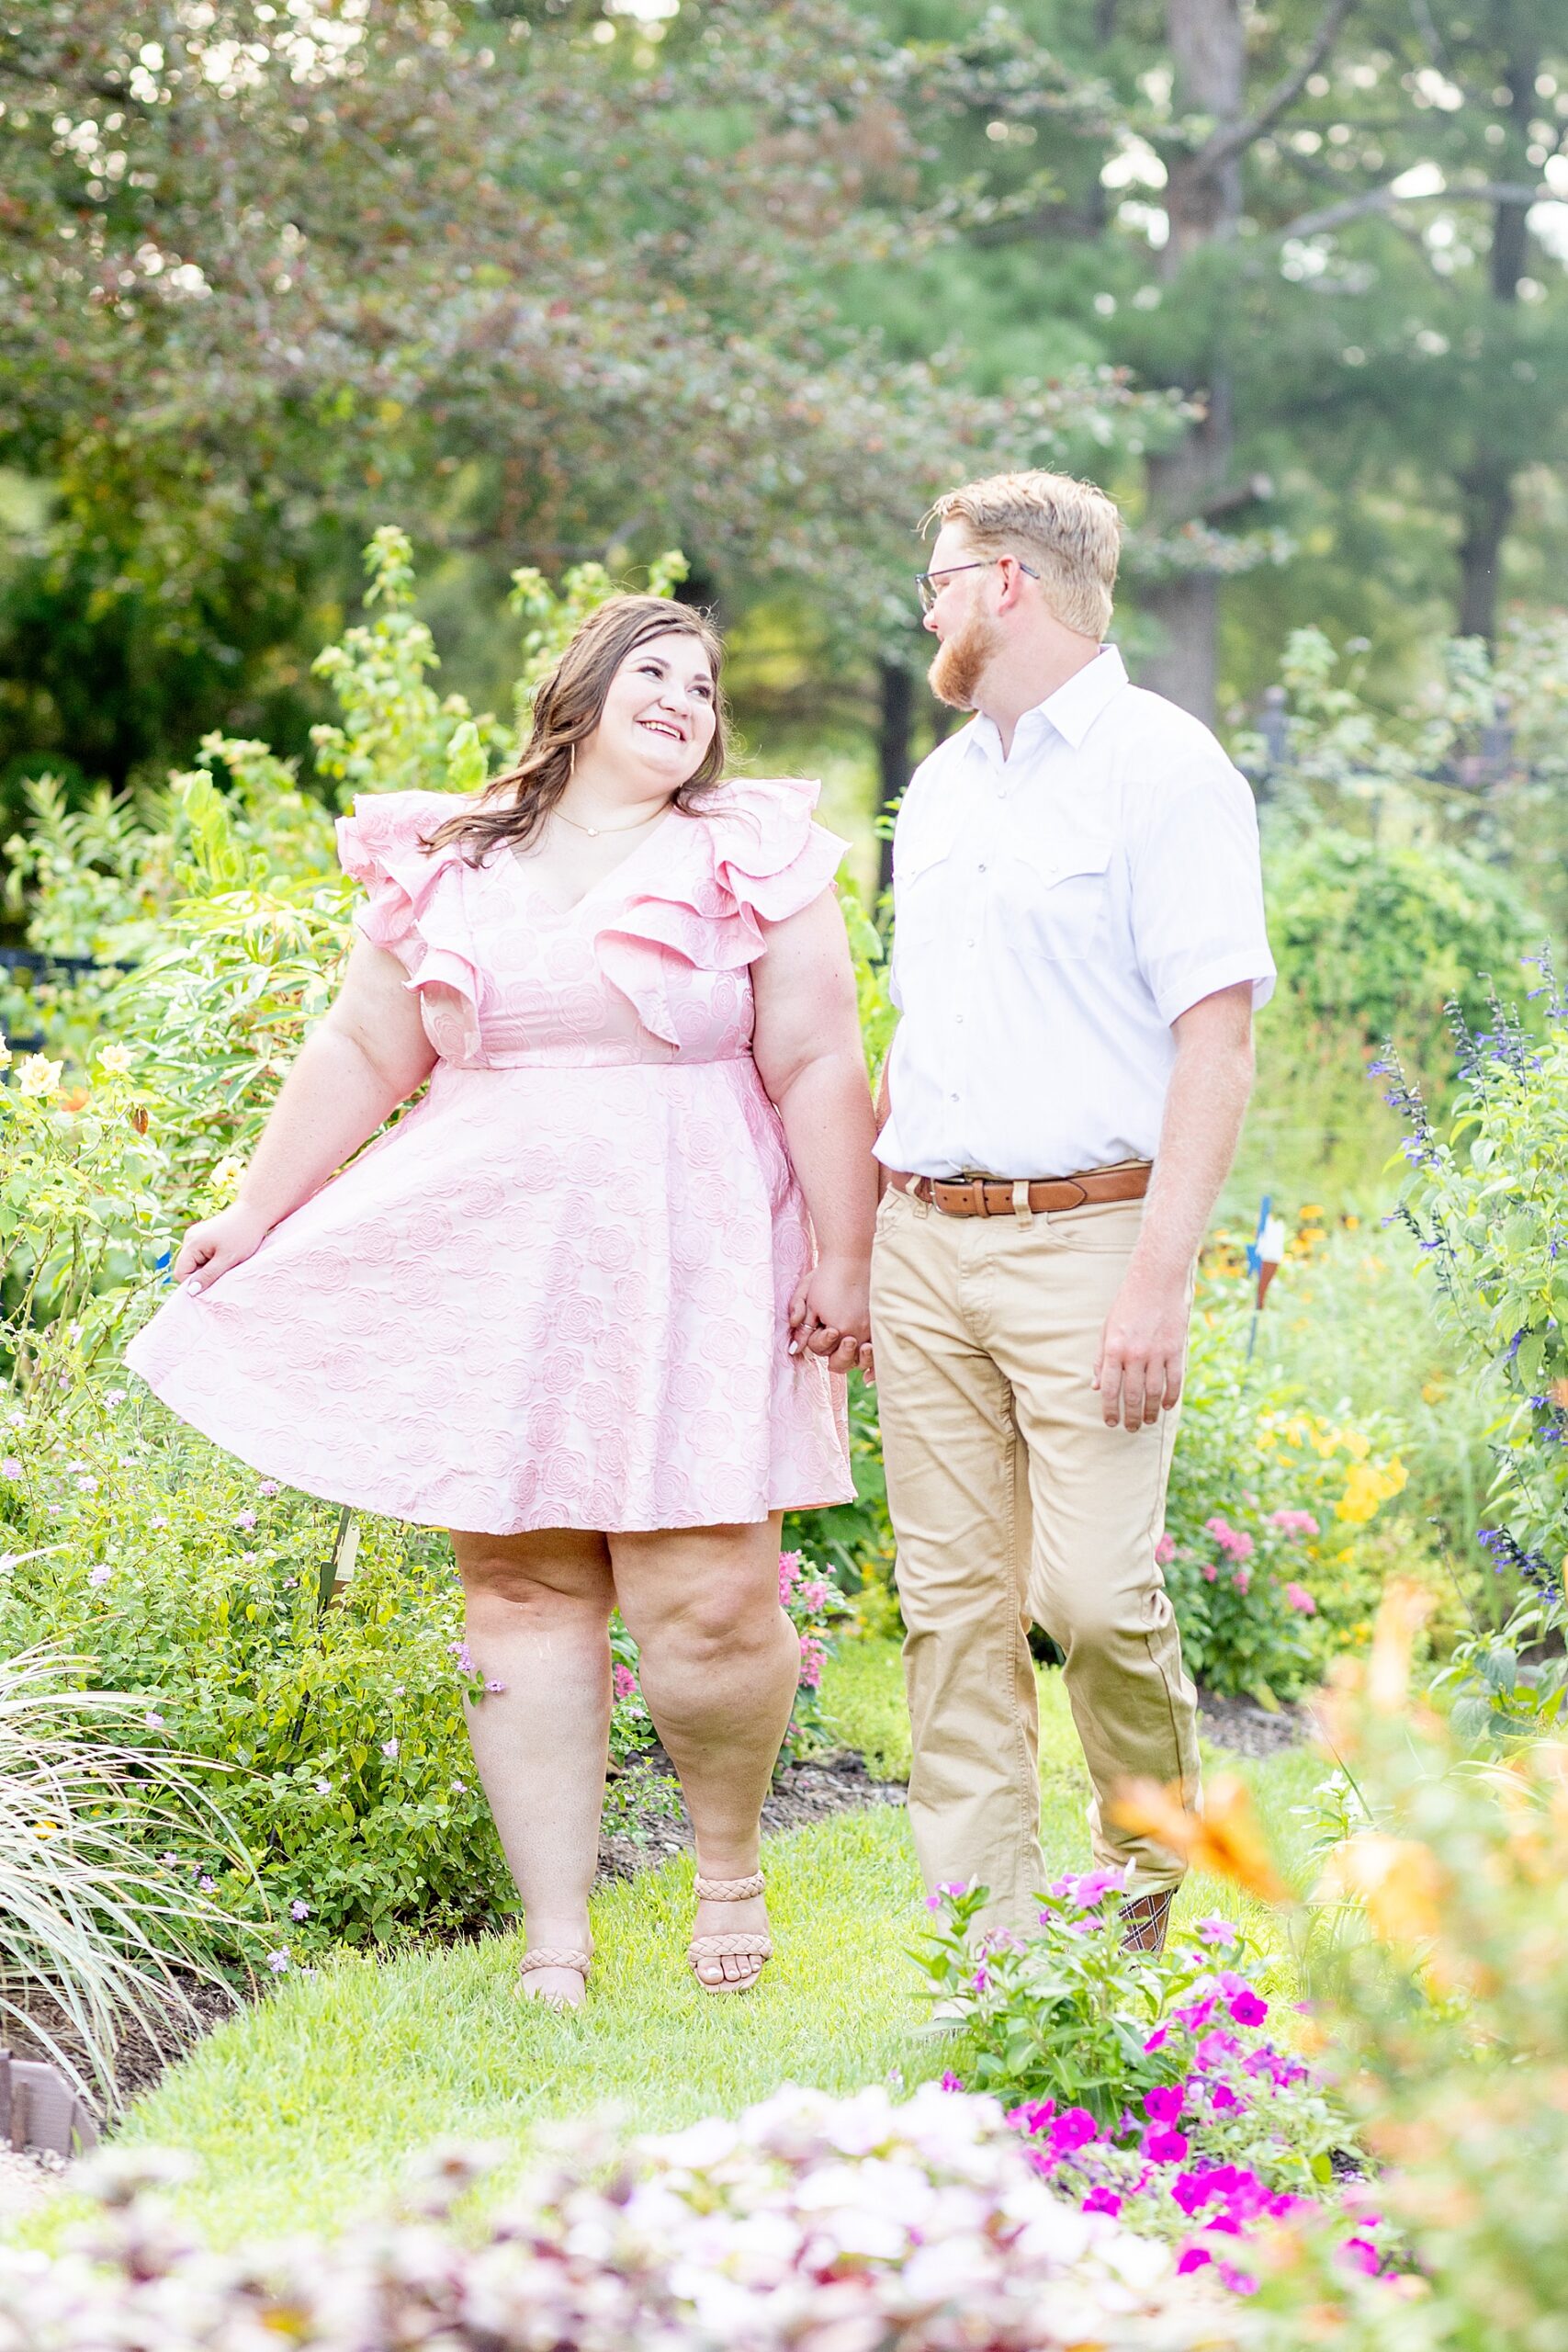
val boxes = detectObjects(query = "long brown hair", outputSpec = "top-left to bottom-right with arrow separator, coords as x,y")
423,594 -> 728,865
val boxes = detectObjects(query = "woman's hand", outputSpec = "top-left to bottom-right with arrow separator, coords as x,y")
173,1203 -> 272,1295
788,1253 -> 871,1374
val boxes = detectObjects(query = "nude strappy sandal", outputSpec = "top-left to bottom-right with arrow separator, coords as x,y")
687,1871 -> 773,1995
517,1946 -> 592,2007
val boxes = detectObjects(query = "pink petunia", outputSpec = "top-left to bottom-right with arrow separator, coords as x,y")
1196,1917 -> 1237,1944
1228,1988 -> 1269,2028
1082,2185 -> 1122,2217
1141,2125 -> 1190,2165
1144,2085 -> 1185,2125
1176,2245 -> 1213,2275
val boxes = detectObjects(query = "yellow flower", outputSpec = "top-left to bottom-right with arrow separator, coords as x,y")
208,1153 -> 247,1204
1337,1455 -> 1407,1523
96,1041 -> 133,1077
16,1054 -> 62,1098
1316,1832 -> 1445,1946
1421,1378 -> 1448,1404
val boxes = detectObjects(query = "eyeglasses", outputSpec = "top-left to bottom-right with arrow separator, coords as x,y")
914,557 -> 1040,616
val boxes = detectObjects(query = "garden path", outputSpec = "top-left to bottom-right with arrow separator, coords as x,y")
13,1646 -> 1325,2252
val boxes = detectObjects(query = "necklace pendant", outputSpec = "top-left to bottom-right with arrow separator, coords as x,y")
585,825 -> 599,838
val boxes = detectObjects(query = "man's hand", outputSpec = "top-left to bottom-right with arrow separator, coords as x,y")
1092,1271 -> 1190,1431
789,1253 -> 871,1375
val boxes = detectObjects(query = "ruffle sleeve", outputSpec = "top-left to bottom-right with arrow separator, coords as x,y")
335,790 -> 486,1052
595,778 -> 847,1048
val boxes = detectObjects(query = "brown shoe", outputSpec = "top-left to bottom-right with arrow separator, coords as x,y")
1121,1890 -> 1174,1957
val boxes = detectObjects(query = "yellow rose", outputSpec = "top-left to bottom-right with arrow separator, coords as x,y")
16,1054 -> 62,1098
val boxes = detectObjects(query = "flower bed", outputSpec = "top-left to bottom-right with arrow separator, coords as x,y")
0,2084 -> 1244,2351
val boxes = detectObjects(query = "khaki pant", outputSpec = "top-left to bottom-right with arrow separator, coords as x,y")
871,1184 -> 1199,1930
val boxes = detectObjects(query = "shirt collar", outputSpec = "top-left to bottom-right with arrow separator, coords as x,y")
965,643 -> 1129,768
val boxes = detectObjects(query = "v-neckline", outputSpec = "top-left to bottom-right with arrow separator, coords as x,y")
499,805 -> 684,921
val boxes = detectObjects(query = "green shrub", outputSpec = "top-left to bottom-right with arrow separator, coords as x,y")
1159,1272 -> 1411,1701
1390,967 -> 1568,1741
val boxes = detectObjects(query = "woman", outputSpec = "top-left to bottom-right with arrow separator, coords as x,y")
127,594 -> 878,2007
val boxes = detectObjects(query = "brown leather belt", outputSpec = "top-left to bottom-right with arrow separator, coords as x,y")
891,1162 -> 1151,1219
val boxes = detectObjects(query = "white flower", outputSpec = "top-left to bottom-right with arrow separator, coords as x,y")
0,1029 -> 8,1069
16,1054 -> 62,1098
381,1737 -> 399,1759
96,1041 -> 133,1077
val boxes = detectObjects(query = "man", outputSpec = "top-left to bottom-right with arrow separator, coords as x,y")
870,468 -> 1274,1956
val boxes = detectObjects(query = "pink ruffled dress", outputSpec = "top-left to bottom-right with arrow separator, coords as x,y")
126,778 -> 855,1534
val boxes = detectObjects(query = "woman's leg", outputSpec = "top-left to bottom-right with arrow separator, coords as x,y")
611,1513 -> 796,1986
449,1525 -> 615,2007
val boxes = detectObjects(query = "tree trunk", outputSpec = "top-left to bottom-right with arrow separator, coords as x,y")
1454,19 -> 1535,643
876,657 -> 914,901
1139,0 -> 1246,721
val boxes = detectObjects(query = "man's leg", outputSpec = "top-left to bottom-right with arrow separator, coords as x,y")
983,1200 -> 1200,1894
871,1187 -> 1043,1932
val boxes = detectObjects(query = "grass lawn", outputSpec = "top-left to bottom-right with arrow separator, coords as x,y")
24,1643 -> 1328,2249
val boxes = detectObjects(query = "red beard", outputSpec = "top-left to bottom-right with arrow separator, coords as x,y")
928,606 -> 1003,710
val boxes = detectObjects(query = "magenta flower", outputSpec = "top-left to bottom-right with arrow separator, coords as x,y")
1049,2107 -> 1100,2154
1143,2026 -> 1169,2053
1082,2185 -> 1122,2217
939,2070 -> 963,2091
798,1633 -> 827,1690
1176,2245 -> 1213,2275
1141,2124 -> 1190,2165
1196,1917 -> 1237,1944
1284,1580 -> 1317,1614
1228,1988 -> 1269,2028
612,1664 -> 638,1701
777,1550 -> 803,1600
1143,2085 -> 1185,2125
1203,1516 -> 1255,1561
797,1579 -> 829,1612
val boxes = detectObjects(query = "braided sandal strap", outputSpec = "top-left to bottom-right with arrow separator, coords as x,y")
686,1933 -> 773,1964
519,1947 -> 592,1977
694,1871 -> 766,1901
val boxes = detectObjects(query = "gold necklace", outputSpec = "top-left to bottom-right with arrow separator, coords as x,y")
554,801 -> 671,841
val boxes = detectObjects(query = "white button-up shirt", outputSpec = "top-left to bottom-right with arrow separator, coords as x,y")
875,646 -> 1275,1181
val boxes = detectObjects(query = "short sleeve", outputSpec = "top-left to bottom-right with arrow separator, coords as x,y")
334,790 -> 484,1038
1130,755 -> 1275,1027
705,777 -> 848,930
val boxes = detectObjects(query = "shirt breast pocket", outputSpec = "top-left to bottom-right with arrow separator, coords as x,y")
1010,841 -> 1113,963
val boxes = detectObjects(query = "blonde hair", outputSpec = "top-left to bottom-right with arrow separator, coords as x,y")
925,469 -> 1121,639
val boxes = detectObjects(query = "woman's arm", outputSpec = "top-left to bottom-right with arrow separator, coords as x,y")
750,891 -> 878,1372
174,937 -> 438,1290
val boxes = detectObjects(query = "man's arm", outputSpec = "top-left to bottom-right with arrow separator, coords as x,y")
1092,982 -> 1256,1432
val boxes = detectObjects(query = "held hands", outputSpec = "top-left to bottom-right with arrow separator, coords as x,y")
788,1253 -> 871,1376
173,1203 -> 271,1296
1093,1268 -> 1190,1431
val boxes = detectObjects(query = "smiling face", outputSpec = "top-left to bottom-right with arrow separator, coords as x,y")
591,629 -> 718,790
